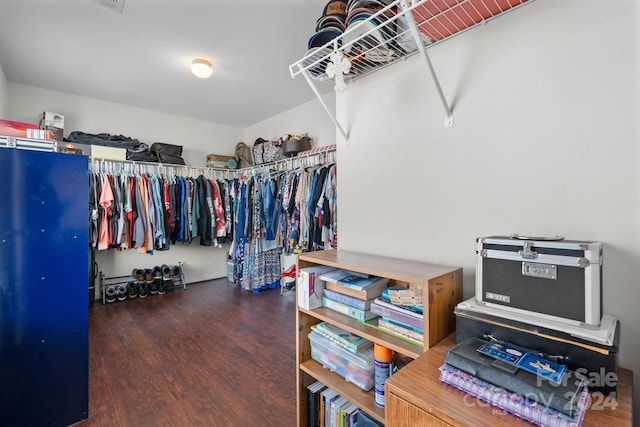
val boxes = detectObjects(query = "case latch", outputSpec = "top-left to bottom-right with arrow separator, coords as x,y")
519,241 -> 538,259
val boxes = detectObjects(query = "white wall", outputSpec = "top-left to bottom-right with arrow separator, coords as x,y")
336,0 -> 639,419
6,83 -> 243,286
0,63 -> 7,118
244,92 -> 336,149
244,92 -> 337,274
6,83 -> 241,166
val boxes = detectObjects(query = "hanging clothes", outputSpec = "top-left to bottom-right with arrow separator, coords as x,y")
88,149 -> 336,295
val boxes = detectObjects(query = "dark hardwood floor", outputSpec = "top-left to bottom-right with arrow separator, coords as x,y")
79,279 -> 297,427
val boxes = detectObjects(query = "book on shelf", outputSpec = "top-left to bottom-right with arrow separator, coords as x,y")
382,316 -> 424,334
322,288 -> 375,310
322,296 -> 379,322
370,298 -> 424,330
321,388 -> 339,427
439,363 -> 591,427
338,398 -> 353,427
319,269 -> 389,290
307,380 -> 327,427
378,317 -> 424,343
330,396 -> 349,427
364,317 -> 424,347
298,266 -> 337,310
341,403 -> 358,427
325,280 -> 388,301
313,322 -> 373,353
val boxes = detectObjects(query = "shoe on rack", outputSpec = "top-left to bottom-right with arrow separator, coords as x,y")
153,265 -> 162,281
158,279 -> 166,295
105,285 -> 117,303
132,268 -> 145,283
161,264 -> 171,281
128,281 -> 138,298
148,280 -> 159,295
144,268 -> 154,284
116,283 -> 128,301
171,265 -> 182,278
138,281 -> 149,298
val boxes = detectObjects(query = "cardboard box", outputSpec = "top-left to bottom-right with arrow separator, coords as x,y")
90,145 -> 127,161
39,111 -> 64,129
206,153 -> 237,169
39,112 -> 64,142
0,119 -> 54,140
297,265 -> 335,310
0,119 -> 48,140
68,142 -> 126,160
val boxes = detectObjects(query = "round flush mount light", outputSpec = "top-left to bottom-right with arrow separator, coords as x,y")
191,58 -> 213,78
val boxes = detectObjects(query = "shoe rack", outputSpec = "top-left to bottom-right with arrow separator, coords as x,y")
99,261 -> 186,304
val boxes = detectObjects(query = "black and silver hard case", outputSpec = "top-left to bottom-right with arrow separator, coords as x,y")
476,235 -> 603,328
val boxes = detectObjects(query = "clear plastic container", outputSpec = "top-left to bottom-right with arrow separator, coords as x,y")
309,329 -> 375,391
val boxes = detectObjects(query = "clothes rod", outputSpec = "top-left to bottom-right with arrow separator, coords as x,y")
89,144 -> 336,177
234,145 -> 337,175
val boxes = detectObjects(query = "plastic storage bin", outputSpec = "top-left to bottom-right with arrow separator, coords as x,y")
309,329 -> 375,391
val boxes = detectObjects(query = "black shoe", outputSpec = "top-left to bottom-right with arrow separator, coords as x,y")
105,285 -> 117,303
116,283 -> 128,301
148,279 -> 159,295
138,281 -> 149,298
128,281 -> 138,298
153,265 -> 162,281
171,265 -> 182,278
158,279 -> 166,295
161,264 -> 171,281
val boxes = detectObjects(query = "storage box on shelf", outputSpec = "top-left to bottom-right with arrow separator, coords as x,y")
0,119 -> 54,140
296,249 -> 463,426
309,329 -> 375,391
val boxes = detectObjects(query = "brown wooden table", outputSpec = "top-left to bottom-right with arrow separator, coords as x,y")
386,333 -> 633,426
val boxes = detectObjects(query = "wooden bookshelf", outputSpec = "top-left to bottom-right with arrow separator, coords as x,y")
296,249 -> 463,426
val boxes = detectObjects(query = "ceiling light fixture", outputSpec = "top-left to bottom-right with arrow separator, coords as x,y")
191,58 -> 213,79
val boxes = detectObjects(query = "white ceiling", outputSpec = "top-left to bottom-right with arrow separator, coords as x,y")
0,0 -> 332,128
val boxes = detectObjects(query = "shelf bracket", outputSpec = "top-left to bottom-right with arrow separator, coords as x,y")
401,0 -> 454,127
299,65 -> 349,142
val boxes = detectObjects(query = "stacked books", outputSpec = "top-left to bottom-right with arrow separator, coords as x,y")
312,322 -> 373,354
369,290 -> 424,345
306,381 -> 370,427
318,269 -> 389,322
440,337 -> 591,427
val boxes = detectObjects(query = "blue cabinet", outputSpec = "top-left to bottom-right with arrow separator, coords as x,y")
0,148 -> 89,426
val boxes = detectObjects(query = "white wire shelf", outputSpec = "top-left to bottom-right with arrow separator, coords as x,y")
289,0 -> 534,135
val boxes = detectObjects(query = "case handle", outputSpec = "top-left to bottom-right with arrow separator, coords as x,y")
510,234 -> 565,241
